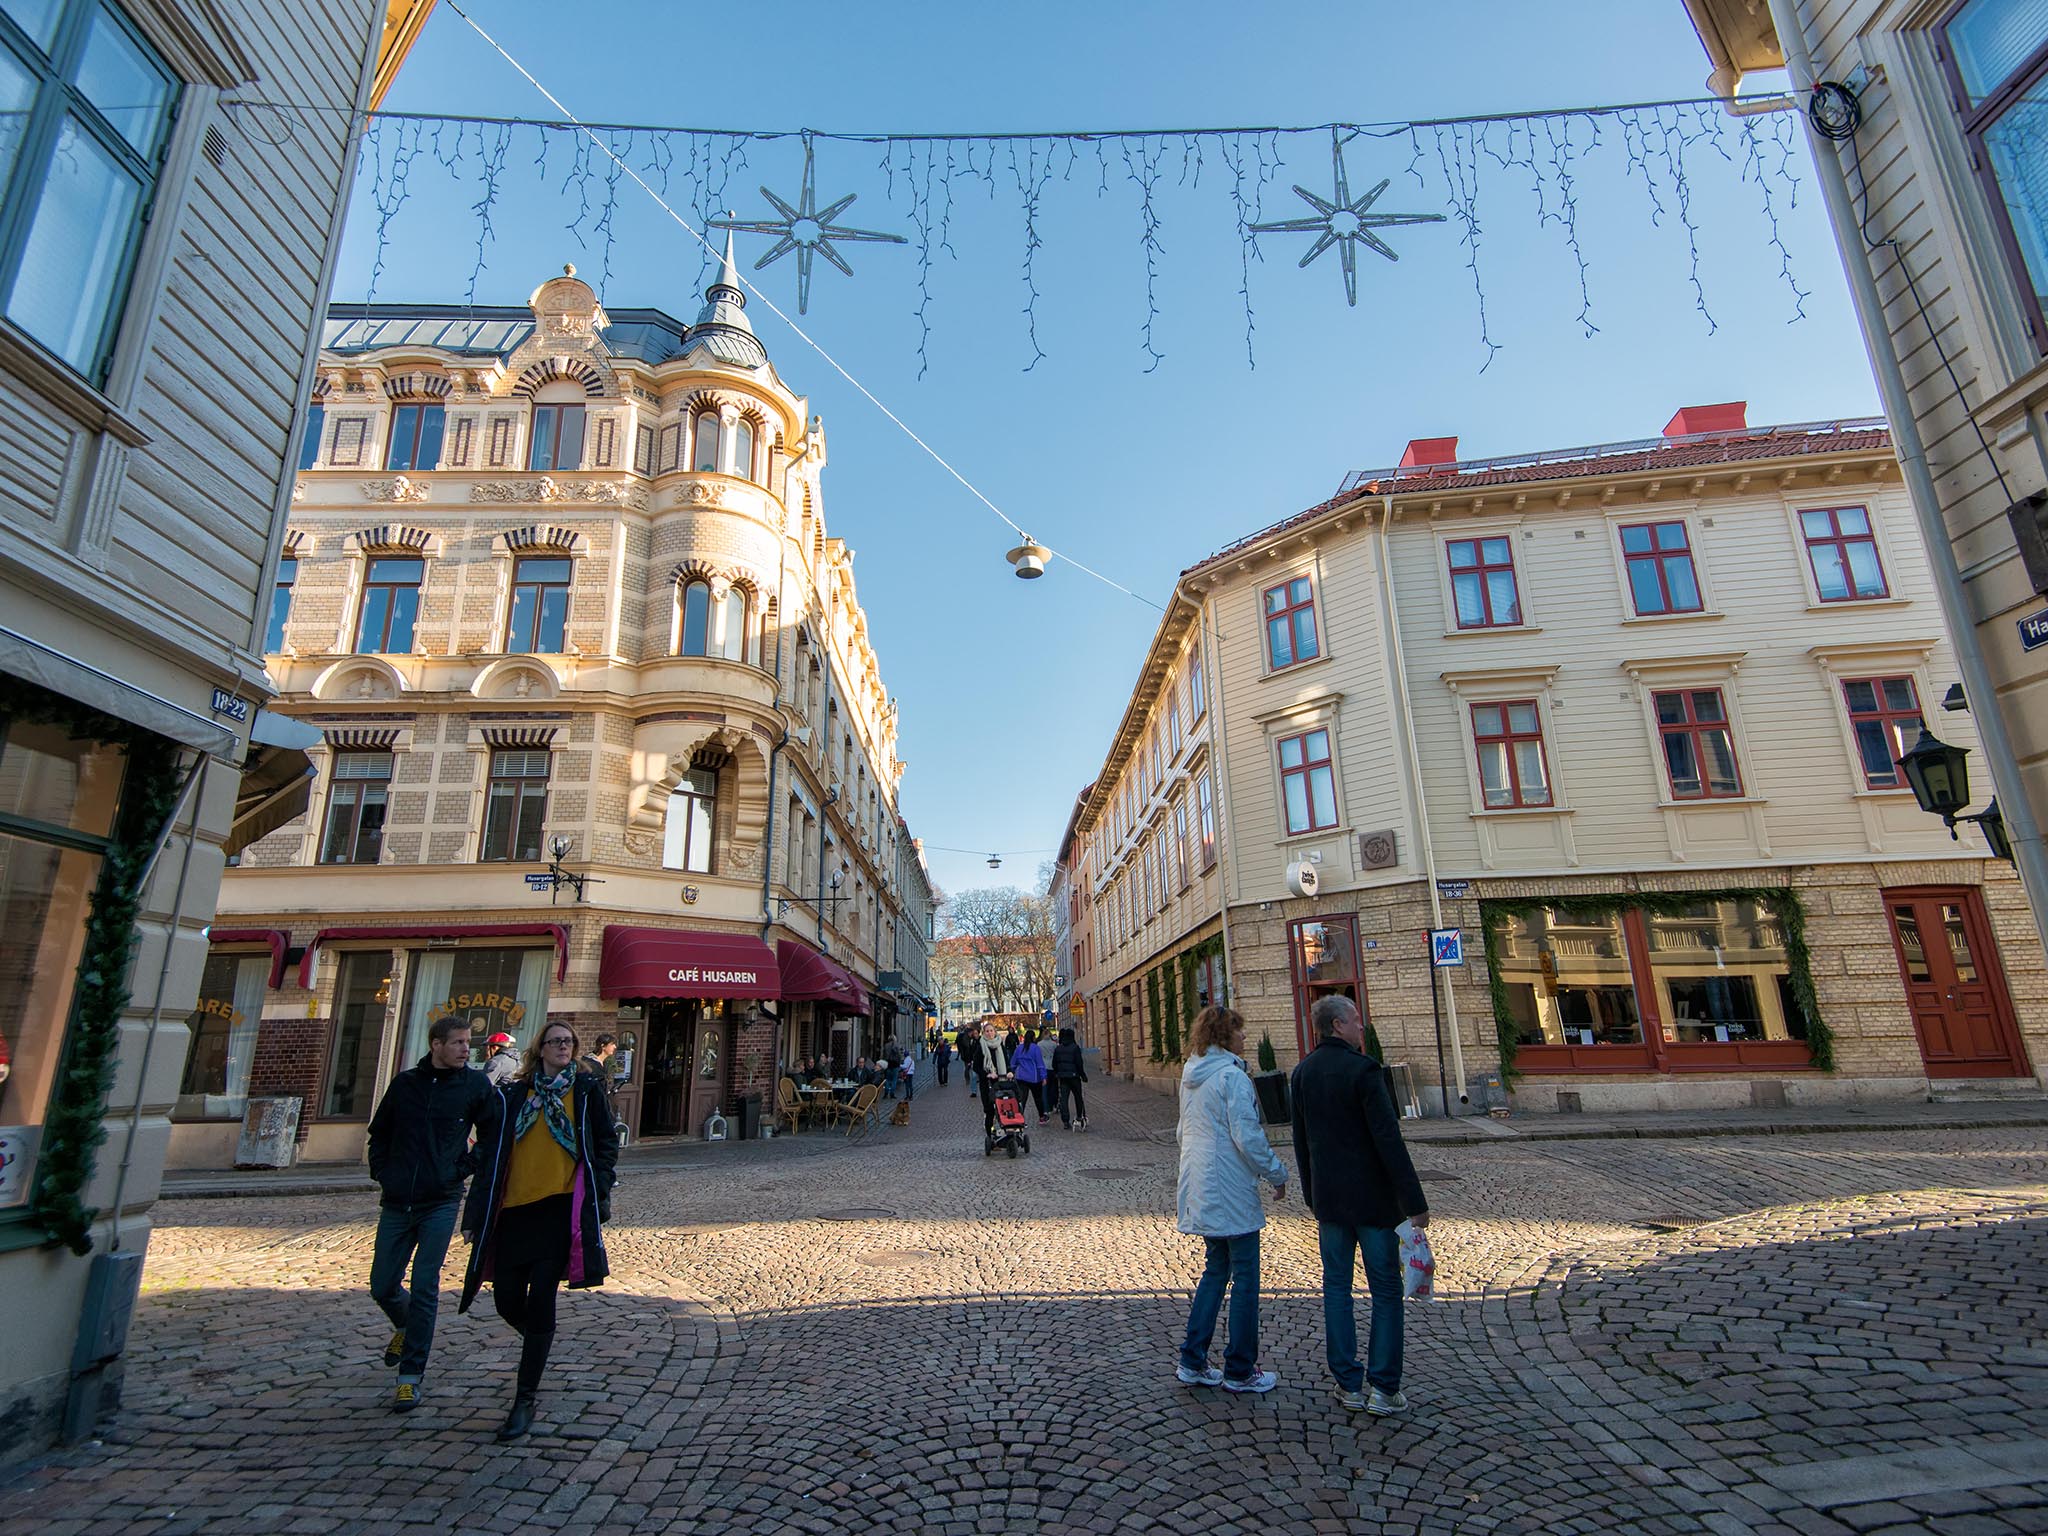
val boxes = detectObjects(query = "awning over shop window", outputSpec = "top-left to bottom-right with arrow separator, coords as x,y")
775,939 -> 867,1013
299,922 -> 570,989
227,717 -> 319,856
207,928 -> 289,989
600,925 -> 781,1000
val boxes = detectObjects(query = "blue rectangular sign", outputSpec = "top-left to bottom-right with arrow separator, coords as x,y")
523,873 -> 554,890
2019,609 -> 2048,653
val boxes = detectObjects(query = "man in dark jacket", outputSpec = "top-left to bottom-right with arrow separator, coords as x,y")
1290,994 -> 1429,1418
365,1014 -> 495,1412
1049,1026 -> 1089,1131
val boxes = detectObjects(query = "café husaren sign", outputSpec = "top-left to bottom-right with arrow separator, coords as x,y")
667,966 -> 760,987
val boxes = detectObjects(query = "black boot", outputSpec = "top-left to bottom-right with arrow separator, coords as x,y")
497,1394 -> 535,1442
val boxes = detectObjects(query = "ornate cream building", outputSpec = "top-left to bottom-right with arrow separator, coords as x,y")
1076,404 -> 2046,1113
186,253 -> 932,1164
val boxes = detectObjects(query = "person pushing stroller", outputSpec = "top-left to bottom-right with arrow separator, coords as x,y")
974,1026 -> 1031,1158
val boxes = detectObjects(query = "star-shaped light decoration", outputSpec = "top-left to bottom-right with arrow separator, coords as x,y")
1251,128 -> 1445,306
710,136 -> 905,314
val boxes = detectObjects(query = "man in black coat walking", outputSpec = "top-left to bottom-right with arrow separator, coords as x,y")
365,1014 -> 496,1412
1290,994 -> 1429,1417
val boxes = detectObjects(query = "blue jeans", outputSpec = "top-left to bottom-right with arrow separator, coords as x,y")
1180,1231 -> 1261,1382
1318,1222 -> 1403,1394
369,1196 -> 460,1380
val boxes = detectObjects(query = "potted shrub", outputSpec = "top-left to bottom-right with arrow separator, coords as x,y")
1251,1032 -> 1289,1124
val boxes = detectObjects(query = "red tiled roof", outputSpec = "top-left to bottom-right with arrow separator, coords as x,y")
1187,422 -> 1893,577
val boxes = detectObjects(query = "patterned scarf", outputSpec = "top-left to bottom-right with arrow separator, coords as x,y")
515,1068 -> 578,1155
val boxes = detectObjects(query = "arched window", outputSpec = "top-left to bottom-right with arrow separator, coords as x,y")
719,587 -> 748,661
732,419 -> 755,481
679,580 -> 710,655
692,413 -> 720,473
662,765 -> 717,873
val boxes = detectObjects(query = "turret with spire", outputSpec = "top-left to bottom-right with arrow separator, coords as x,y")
684,227 -> 768,369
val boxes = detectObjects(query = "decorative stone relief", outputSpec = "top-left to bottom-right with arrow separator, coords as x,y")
360,475 -> 432,503
676,480 -> 728,508
468,477 -> 648,510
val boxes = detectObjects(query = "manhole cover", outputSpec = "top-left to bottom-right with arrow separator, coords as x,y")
1078,1168 -> 1143,1181
857,1248 -> 935,1267
817,1207 -> 894,1221
1417,1171 -> 1461,1183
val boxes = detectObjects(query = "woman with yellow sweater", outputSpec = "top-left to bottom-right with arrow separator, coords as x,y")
459,1022 -> 619,1441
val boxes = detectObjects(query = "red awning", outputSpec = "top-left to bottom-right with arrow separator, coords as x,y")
299,923 -> 570,989
208,928 -> 289,989
775,939 -> 868,1013
600,925 -> 781,1000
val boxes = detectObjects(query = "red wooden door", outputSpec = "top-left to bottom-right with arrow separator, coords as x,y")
1883,888 -> 2030,1078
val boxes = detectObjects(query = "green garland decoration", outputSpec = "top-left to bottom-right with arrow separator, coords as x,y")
1477,886 -> 1832,1087
1147,968 -> 1164,1063
1,677 -> 188,1254
1160,962 -> 1179,1056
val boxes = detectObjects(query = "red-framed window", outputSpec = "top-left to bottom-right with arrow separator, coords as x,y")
1447,536 -> 1522,628
1472,700 -> 1553,809
1619,520 -> 1703,615
1843,676 -> 1925,790
1278,728 -> 1338,834
1654,688 -> 1743,799
1263,575 -> 1320,669
1937,0 -> 2048,350
1196,770 -> 1217,868
1287,914 -> 1365,1058
1799,507 -> 1889,601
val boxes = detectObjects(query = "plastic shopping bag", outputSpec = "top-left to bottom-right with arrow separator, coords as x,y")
1397,1219 -> 1436,1301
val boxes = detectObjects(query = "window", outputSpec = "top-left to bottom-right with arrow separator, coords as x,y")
324,951 -> 392,1118
1800,507 -> 1888,601
385,403 -> 445,472
1645,899 -> 1807,1046
719,586 -> 748,662
692,413 -> 720,473
663,764 -> 717,874
0,0 -> 177,380
1940,0 -> 2048,346
0,718 -> 126,1210
1448,536 -> 1522,628
1196,770 -> 1217,868
1619,521 -> 1702,615
1167,690 -> 1182,755
1472,700 -> 1552,808
480,748 -> 550,862
355,555 -> 422,654
1171,794 -> 1190,890
299,404 -> 324,471
1489,906 -> 1643,1048
1188,645 -> 1207,719
1843,676 -> 1924,789
319,750 -> 390,864
1278,728 -> 1337,834
263,557 -> 295,654
1287,915 -> 1363,1056
1654,688 -> 1743,799
176,951 -> 267,1120
399,946 -> 551,1065
1263,575 -> 1319,669
507,555 -> 571,653
527,402 -> 585,471
732,418 -> 755,480
678,579 -> 711,655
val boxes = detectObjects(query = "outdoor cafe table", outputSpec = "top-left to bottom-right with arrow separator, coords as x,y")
797,1081 -> 858,1123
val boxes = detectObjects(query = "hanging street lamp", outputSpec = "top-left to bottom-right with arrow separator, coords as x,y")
1897,725 -> 2015,863
1005,538 -> 1050,579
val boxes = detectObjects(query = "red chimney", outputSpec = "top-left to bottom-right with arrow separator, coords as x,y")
1399,435 -> 1459,468
1663,401 -> 1747,437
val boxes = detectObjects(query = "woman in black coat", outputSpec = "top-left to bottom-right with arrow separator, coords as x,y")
1050,1026 -> 1089,1131
460,1022 -> 619,1442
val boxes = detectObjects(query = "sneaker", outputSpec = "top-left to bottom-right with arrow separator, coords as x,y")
1039,1115 -> 1050,1125
1175,1365 -> 1224,1387
393,1381 -> 420,1413
382,1328 -> 405,1368
1336,1387 -> 1368,1411
1222,1370 -> 1278,1394
1366,1387 -> 1408,1416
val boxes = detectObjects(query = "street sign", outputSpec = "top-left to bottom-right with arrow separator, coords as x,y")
1069,995 -> 1085,1015
1435,879 -> 1471,900
1429,928 -> 1464,967
523,873 -> 553,890
2019,608 -> 2048,653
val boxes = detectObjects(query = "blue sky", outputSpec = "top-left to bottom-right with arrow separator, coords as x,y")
356,0 -> 1880,903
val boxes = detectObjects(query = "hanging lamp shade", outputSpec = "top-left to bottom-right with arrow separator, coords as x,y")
1005,538 -> 1050,578
1897,726 -> 1970,819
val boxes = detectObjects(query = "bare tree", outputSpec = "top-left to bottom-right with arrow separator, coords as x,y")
944,884 -> 1058,1014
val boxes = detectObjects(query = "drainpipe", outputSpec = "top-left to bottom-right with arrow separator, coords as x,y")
1764,0 -> 2048,966
1380,499 -> 1470,1113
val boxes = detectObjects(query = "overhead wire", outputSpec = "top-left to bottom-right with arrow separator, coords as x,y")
439,0 -> 1165,612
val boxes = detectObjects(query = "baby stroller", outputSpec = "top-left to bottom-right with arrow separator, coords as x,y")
983,1072 -> 1032,1159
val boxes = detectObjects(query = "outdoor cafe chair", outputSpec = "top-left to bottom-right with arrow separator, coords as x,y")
776,1077 -> 808,1134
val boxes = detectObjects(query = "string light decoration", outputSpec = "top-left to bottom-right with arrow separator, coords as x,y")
326,92 -> 1813,374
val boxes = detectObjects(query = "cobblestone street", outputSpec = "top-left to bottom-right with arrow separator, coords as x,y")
2,1075 -> 2043,1536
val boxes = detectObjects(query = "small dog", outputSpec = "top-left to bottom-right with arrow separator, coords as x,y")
889,1100 -> 911,1127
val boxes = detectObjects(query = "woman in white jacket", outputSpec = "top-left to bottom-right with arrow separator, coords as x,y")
1174,1004 -> 1288,1393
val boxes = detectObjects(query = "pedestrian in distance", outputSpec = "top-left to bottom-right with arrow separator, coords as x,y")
482,1030 -> 522,1085
1050,1026 -> 1089,1131
883,1038 -> 905,1098
365,1014 -> 495,1413
460,1022 -> 619,1442
578,1033 -> 619,1093
1174,1004 -> 1288,1394
900,1052 -> 917,1101
1290,994 -> 1430,1417
957,1025 -> 980,1096
935,1033 -> 952,1087
1012,1028 -> 1050,1123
